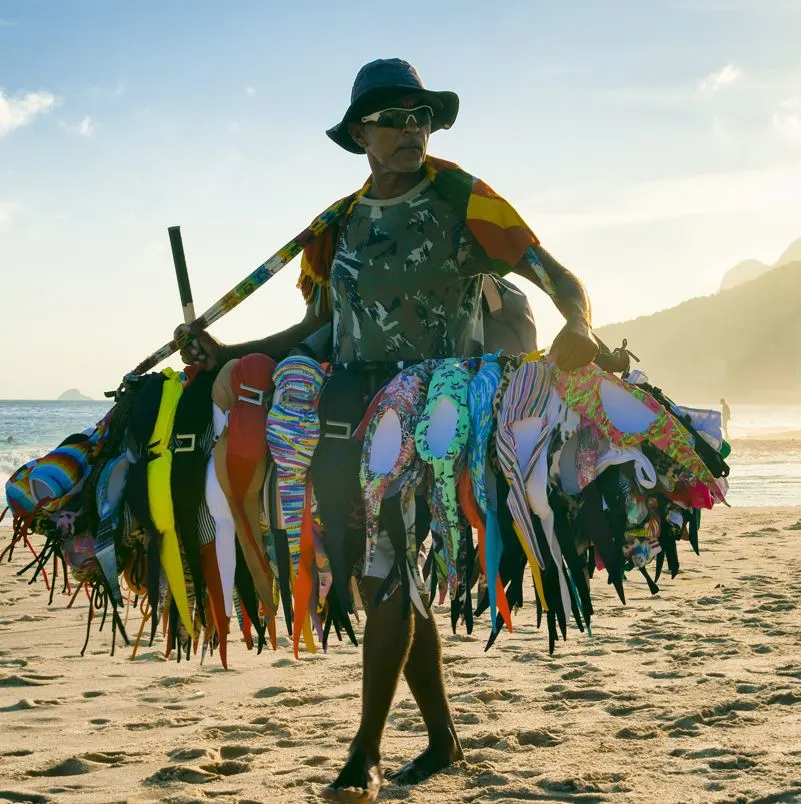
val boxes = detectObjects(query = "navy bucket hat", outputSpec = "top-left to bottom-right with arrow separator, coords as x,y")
327,58 -> 459,154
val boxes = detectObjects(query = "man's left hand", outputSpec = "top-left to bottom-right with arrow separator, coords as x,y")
549,319 -> 599,371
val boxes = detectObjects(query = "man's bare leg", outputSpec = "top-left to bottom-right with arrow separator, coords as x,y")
387,605 -> 464,784
322,576 -> 464,800
321,577 -> 413,802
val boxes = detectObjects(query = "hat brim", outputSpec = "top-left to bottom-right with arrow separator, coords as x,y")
326,88 -> 459,155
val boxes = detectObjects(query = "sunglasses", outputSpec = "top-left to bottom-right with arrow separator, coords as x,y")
360,105 -> 434,129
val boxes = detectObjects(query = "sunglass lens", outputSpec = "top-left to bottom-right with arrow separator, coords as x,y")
376,107 -> 433,129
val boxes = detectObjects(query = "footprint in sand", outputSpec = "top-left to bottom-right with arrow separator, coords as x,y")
515,728 -> 562,747
450,669 -> 490,680
616,725 -> 661,740
275,693 -> 328,707
764,690 -> 801,706
25,750 -> 143,778
389,714 -> 426,733
201,718 -> 291,742
124,713 -> 202,731
26,758 -> 98,777
81,750 -> 142,766
605,701 -> 655,717
145,764 -> 221,785
776,664 -> 801,680
673,746 -> 762,774
253,685 -> 289,699
200,760 -> 250,776
0,791 -> 51,803
169,747 -> 218,763
0,698 -> 64,713
219,744 -> 267,760
473,688 -> 521,704
302,755 -> 333,767
560,687 -> 614,702
0,675 -> 52,688
664,699 -> 761,736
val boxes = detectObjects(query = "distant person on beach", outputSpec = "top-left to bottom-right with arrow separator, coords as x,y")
721,398 -> 731,439
178,59 -> 599,803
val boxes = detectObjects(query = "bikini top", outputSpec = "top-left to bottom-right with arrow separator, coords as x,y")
213,356 -> 278,624
360,361 -> 435,577
265,356 -> 326,574
414,360 -> 473,600
146,367 -> 193,634
495,358 -> 557,571
170,369 -> 216,628
467,358 -> 502,514
93,450 -> 130,607
549,362 -> 721,500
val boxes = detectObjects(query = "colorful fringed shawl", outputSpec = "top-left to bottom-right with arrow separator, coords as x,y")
297,156 -> 555,313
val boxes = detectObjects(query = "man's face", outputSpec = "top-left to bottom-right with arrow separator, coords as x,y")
348,94 -> 432,173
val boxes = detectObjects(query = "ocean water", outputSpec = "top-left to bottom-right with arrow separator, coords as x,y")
1,400 -> 799,509
0,400 -> 112,491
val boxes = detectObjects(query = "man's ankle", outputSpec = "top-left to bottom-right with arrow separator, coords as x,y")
427,726 -> 460,752
349,735 -> 381,765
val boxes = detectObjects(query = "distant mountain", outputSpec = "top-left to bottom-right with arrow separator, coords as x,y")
597,260 -> 801,404
774,237 -> 801,268
57,389 -> 93,401
719,236 -> 801,291
719,258 -> 771,291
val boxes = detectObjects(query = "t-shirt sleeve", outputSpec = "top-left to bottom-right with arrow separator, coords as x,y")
455,224 -> 511,278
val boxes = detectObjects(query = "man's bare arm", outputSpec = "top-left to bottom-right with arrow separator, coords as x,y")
511,244 -> 592,325
510,244 -> 598,370
178,304 -> 331,368
220,304 -> 331,363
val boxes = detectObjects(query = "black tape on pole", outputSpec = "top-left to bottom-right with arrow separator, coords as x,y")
168,226 -> 196,323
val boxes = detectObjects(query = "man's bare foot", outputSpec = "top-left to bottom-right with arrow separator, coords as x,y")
385,736 -> 464,786
320,750 -> 382,803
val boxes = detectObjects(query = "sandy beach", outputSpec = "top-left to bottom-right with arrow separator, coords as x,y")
1,505 -> 800,804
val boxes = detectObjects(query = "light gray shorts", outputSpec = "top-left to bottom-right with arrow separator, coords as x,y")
362,529 -> 397,580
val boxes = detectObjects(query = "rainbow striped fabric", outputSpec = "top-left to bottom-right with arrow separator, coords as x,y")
266,356 -> 326,573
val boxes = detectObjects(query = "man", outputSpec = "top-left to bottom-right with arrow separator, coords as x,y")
180,59 -> 598,802
721,398 -> 731,440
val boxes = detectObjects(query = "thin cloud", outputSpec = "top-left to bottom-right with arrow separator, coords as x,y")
593,85 -> 692,108
672,0 -> 801,10
0,18 -> 16,27
0,201 -> 19,226
245,86 -> 256,96
60,115 -> 95,137
526,162 -> 801,235
0,90 -> 57,138
698,63 -> 743,94
773,98 -> 801,147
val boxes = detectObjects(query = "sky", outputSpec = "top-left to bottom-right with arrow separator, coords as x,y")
1,0 -> 800,399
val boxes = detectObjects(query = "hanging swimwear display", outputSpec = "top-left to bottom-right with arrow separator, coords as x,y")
1,348 -> 731,665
